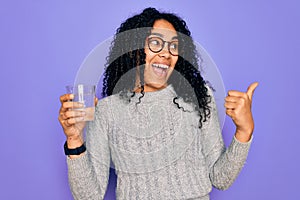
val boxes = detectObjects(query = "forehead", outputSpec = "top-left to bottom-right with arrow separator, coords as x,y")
151,19 -> 178,39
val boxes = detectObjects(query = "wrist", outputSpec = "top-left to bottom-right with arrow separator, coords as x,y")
66,136 -> 84,148
64,141 -> 86,156
235,128 -> 253,143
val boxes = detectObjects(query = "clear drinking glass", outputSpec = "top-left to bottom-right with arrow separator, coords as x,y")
66,84 -> 96,121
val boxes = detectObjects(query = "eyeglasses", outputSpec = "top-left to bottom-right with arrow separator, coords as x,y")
147,37 -> 179,56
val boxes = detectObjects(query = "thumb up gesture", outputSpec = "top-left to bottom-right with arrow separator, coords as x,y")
225,82 -> 259,142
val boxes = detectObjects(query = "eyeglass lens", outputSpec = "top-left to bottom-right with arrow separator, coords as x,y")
148,37 -> 178,56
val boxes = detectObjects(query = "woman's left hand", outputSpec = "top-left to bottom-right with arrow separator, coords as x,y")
225,82 -> 259,142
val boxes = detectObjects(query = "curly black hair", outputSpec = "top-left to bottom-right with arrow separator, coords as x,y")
102,7 -> 211,128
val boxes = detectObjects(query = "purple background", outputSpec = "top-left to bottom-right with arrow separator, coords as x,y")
1,0 -> 299,199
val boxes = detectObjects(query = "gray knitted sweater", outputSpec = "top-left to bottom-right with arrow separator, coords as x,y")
67,84 -> 252,200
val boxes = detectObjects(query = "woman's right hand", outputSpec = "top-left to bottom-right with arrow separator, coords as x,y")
58,94 -> 86,148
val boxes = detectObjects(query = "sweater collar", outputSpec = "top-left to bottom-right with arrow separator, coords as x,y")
131,84 -> 177,103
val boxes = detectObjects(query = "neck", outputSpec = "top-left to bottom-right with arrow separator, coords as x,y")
134,84 -> 168,93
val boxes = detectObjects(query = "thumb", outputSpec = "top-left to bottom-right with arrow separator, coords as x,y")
94,97 -> 98,106
246,82 -> 259,101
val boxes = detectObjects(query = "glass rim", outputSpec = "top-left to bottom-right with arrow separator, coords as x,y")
147,37 -> 179,56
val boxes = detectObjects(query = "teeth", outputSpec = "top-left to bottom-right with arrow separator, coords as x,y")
152,63 -> 169,69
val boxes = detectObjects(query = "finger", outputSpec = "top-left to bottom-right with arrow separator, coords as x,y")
60,94 -> 74,103
62,117 -> 83,128
227,90 -> 247,98
246,82 -> 259,101
224,102 -> 237,109
59,110 -> 85,121
94,97 -> 98,106
65,116 -> 85,125
63,119 -> 72,127
62,101 -> 84,110
60,101 -> 84,113
226,109 -> 235,118
58,114 -> 65,125
225,96 -> 240,103
64,110 -> 86,119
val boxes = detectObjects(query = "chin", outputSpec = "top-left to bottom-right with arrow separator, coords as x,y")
143,64 -> 174,91
144,81 -> 168,91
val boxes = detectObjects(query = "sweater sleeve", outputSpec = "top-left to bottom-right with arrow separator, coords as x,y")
201,87 -> 253,190
66,98 -> 111,200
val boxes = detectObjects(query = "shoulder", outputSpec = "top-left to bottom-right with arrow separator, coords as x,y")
97,93 -> 126,106
96,93 -> 131,115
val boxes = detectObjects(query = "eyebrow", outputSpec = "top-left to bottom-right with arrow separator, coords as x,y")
150,32 -> 178,40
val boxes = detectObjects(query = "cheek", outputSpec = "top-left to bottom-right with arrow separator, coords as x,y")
144,48 -> 156,64
144,49 -> 150,64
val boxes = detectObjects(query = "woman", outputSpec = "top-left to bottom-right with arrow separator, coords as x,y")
59,7 -> 258,200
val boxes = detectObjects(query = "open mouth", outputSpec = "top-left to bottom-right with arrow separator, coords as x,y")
151,63 -> 169,77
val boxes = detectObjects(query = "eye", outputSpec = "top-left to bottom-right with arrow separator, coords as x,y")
149,38 -> 162,47
170,41 -> 178,50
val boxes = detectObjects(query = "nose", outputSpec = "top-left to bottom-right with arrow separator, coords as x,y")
158,43 -> 171,58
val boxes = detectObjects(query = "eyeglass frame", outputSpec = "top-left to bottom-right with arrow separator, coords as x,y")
147,36 -> 179,56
